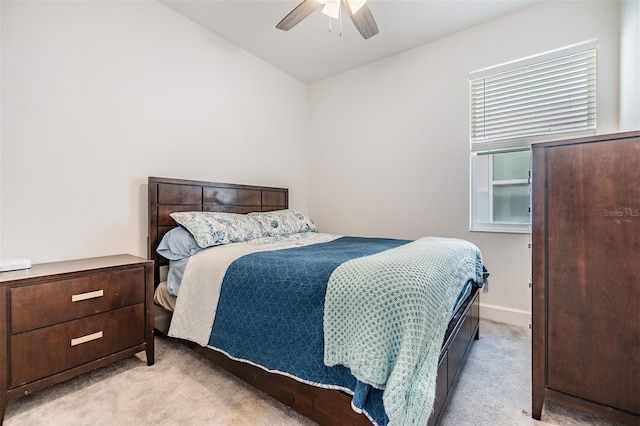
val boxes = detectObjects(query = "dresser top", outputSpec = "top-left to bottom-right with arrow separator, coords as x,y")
0,254 -> 152,284
531,130 -> 639,149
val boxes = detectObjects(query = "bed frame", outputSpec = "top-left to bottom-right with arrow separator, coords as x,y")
147,176 -> 482,426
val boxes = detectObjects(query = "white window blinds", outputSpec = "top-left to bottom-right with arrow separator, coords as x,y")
470,42 -> 597,153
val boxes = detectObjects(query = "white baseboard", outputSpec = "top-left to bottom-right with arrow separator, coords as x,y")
479,303 -> 531,329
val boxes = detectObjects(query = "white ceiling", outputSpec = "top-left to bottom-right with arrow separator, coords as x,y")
160,0 -> 540,84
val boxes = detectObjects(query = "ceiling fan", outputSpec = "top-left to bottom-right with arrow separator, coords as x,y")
276,0 -> 379,40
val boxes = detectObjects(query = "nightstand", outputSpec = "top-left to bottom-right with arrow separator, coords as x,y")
0,254 -> 154,423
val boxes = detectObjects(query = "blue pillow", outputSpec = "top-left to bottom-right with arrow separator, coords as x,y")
156,226 -> 201,260
167,258 -> 189,296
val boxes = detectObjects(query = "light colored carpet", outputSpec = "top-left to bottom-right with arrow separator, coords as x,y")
4,320 -> 624,426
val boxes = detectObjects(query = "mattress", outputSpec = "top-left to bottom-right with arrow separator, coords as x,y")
154,281 -> 175,312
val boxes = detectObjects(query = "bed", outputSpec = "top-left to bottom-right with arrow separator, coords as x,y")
147,176 -> 488,426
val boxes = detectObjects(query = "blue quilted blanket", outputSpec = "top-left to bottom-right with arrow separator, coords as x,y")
206,236 -> 482,425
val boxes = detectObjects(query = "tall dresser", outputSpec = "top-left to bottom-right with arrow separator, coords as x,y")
531,131 -> 640,424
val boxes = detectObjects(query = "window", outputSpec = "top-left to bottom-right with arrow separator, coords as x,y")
473,149 -> 531,229
469,40 -> 597,233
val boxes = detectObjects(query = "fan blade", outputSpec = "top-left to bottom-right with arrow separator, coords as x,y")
344,2 -> 378,39
276,0 -> 324,31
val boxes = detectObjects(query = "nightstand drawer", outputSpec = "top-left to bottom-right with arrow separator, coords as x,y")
10,304 -> 145,387
10,268 -> 145,333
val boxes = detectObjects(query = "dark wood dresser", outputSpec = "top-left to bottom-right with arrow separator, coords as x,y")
0,254 -> 154,423
532,131 -> 640,424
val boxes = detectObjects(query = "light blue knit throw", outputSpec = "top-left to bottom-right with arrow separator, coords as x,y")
323,237 -> 484,426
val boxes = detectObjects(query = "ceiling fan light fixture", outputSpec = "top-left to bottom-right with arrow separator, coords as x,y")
346,0 -> 367,14
321,0 -> 341,19
276,0 -> 378,39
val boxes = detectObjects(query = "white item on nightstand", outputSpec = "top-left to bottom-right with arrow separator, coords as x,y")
0,259 -> 32,272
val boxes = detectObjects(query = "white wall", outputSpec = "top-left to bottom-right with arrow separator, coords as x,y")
620,0 -> 640,131
0,1 -> 309,263
308,0 -> 622,327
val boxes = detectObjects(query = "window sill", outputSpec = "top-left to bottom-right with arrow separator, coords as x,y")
470,224 -> 532,234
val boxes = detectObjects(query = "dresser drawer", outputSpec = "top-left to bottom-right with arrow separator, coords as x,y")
10,268 -> 145,333
10,304 -> 145,387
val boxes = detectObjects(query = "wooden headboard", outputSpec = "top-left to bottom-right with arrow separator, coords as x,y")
148,177 -> 288,285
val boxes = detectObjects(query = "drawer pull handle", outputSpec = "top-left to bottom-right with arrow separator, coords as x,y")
71,289 -> 104,302
71,331 -> 103,346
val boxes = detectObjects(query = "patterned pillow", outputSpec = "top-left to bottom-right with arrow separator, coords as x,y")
170,212 -> 267,249
249,209 -> 318,236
